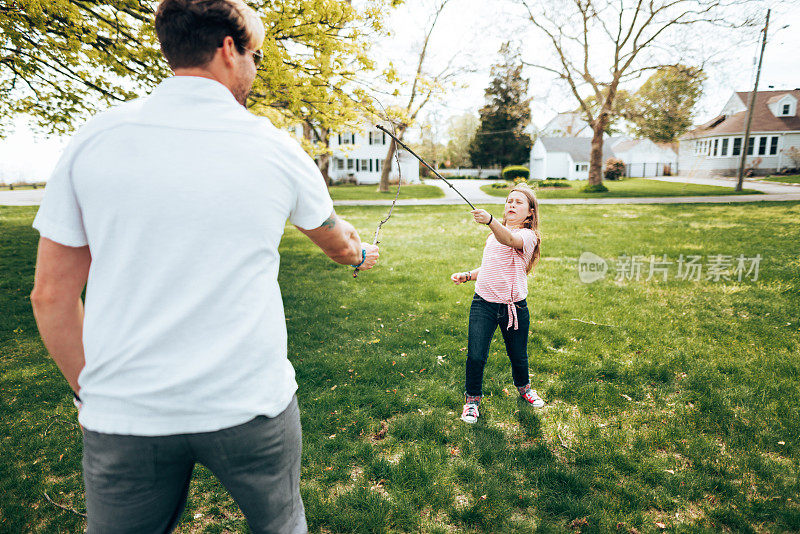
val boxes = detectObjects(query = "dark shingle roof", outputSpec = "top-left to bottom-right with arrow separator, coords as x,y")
682,90 -> 800,138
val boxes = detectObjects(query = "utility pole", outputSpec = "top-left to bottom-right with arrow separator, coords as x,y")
736,9 -> 770,192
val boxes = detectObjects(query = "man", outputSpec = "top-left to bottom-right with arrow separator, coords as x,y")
29,0 -> 378,532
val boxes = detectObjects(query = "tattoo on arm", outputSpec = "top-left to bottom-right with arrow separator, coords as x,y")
320,212 -> 337,231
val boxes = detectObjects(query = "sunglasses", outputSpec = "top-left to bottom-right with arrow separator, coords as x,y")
219,40 -> 263,67
243,47 -> 263,68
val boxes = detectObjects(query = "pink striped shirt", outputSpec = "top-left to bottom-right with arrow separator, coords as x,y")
475,227 -> 538,330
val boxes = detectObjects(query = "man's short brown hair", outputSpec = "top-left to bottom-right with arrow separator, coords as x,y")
155,0 -> 263,69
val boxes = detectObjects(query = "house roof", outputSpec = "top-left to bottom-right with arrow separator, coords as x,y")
682,89 -> 800,138
539,137 -> 616,162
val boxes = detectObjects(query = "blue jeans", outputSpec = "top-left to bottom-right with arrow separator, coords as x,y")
465,293 -> 530,397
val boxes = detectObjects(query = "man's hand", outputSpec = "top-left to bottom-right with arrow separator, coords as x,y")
358,244 -> 380,271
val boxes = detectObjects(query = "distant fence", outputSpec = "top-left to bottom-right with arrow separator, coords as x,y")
432,168 -> 503,178
624,163 -> 674,177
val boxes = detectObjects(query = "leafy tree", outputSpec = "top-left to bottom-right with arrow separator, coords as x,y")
443,112 -> 478,167
1,0 -> 394,156
622,65 -> 706,143
378,0 -> 460,192
468,42 -> 532,168
0,0 -> 169,137
519,0 -> 756,188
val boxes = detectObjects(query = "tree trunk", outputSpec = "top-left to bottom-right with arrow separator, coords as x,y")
379,127 -> 405,192
379,140 -> 396,192
588,114 -> 608,186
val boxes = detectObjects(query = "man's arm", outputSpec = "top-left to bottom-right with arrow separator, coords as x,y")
297,210 -> 378,269
30,238 -> 91,395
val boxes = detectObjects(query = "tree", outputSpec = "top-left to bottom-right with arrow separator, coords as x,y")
378,0 -> 461,192
0,0 -> 169,137
443,112 -> 478,168
247,0 -> 397,185
1,0 -> 394,159
519,0 -> 756,189
622,65 -> 706,142
469,42 -> 532,168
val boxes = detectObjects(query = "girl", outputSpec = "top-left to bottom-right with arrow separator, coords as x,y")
450,184 -> 543,424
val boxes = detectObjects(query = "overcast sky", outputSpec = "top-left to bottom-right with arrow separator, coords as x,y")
1,0 -> 798,182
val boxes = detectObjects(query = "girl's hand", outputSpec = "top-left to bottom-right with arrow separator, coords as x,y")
471,209 -> 492,225
450,272 -> 468,285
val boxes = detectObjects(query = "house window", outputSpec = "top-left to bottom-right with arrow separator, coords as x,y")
721,138 -> 729,156
769,136 -> 779,155
347,159 -> 354,170
758,136 -> 767,155
360,159 -> 369,171
581,164 -> 588,171
336,158 -> 344,170
341,133 -> 351,145
712,139 -> 718,156
732,137 -> 742,156
747,137 -> 755,155
783,104 -> 791,115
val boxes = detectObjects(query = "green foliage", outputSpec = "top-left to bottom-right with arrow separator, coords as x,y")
502,165 -> 530,181
1,0 -> 393,143
580,182 -> 609,193
469,42 -> 532,168
0,0 -> 170,136
622,66 -> 706,143
604,158 -> 626,181
444,112 -> 479,168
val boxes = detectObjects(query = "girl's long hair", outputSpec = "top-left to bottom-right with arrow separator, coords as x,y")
502,185 -> 541,274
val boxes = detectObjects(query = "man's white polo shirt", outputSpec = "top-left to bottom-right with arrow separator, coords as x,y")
33,76 -> 334,436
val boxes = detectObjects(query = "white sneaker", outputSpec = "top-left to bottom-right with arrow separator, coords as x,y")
460,402 -> 479,423
519,386 -> 545,407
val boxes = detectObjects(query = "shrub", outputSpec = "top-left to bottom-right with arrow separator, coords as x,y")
581,183 -> 609,193
491,182 -> 510,189
538,180 -> 571,189
604,158 -> 625,180
502,165 -> 529,181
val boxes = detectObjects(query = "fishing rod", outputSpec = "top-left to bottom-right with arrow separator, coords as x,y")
376,124 -> 475,210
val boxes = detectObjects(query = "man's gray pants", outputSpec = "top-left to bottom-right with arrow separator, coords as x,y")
82,395 -> 306,533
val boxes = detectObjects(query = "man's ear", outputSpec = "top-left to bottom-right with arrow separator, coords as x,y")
220,35 -> 238,67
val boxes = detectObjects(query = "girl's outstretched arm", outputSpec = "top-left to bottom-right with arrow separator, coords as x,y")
471,209 -> 524,249
450,268 -> 480,284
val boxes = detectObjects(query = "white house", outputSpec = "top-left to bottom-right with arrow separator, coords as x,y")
611,138 -> 678,177
539,111 -> 593,137
678,89 -> 800,176
530,134 -> 679,180
529,137 -> 616,180
328,126 -> 420,184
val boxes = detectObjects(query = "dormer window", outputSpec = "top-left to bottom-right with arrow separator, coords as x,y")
769,94 -> 796,117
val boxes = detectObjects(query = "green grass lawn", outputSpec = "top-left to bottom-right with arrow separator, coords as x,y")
756,175 -> 800,184
2,202 -> 800,532
328,184 -> 444,201
481,178 -> 763,199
